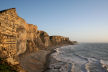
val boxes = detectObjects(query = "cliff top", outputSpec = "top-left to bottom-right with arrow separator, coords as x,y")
0,8 -> 16,13
0,8 -> 17,16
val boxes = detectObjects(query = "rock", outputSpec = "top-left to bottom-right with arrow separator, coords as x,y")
0,8 -> 29,72
36,30 -> 51,47
6,57 -> 19,65
50,36 -> 73,45
45,53 -> 73,72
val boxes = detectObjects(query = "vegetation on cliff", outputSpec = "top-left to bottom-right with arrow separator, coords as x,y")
0,58 -> 17,72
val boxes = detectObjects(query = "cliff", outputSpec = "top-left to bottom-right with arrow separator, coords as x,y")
0,8 -> 75,72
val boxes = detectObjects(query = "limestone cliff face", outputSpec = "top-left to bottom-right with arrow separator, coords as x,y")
50,36 -> 72,45
0,8 -> 75,72
0,8 -> 26,58
0,8 -> 39,57
36,30 -> 51,47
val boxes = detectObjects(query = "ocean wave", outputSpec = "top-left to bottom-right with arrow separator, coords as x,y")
47,43 -> 108,72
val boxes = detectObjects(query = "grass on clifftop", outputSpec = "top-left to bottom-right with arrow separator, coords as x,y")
0,58 -> 17,72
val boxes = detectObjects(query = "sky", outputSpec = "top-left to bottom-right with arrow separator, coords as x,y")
0,0 -> 108,42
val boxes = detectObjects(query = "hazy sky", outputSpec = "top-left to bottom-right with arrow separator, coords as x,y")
0,0 -> 108,42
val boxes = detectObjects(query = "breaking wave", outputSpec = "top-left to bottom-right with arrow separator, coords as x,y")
49,43 -> 108,72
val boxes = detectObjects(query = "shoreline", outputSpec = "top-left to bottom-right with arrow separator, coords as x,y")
18,44 -> 73,72
43,45 -> 73,72
44,43 -> 108,72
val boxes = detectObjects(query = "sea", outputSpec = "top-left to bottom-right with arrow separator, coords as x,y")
51,43 -> 108,72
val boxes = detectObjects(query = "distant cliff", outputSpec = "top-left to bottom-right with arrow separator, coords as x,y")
0,8 -> 76,72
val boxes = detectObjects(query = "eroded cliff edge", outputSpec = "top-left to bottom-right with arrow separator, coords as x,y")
0,8 -> 76,72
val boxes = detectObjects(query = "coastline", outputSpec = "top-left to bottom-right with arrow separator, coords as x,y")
1,43 -> 108,72
44,45 -> 74,72
17,44 -> 73,72
0,8 -> 77,72
45,43 -> 108,72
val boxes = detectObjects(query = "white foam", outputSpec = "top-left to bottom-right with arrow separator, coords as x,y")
49,44 -> 108,72
100,60 -> 108,65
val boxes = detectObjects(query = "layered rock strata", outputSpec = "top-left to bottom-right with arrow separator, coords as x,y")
0,8 -> 75,72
